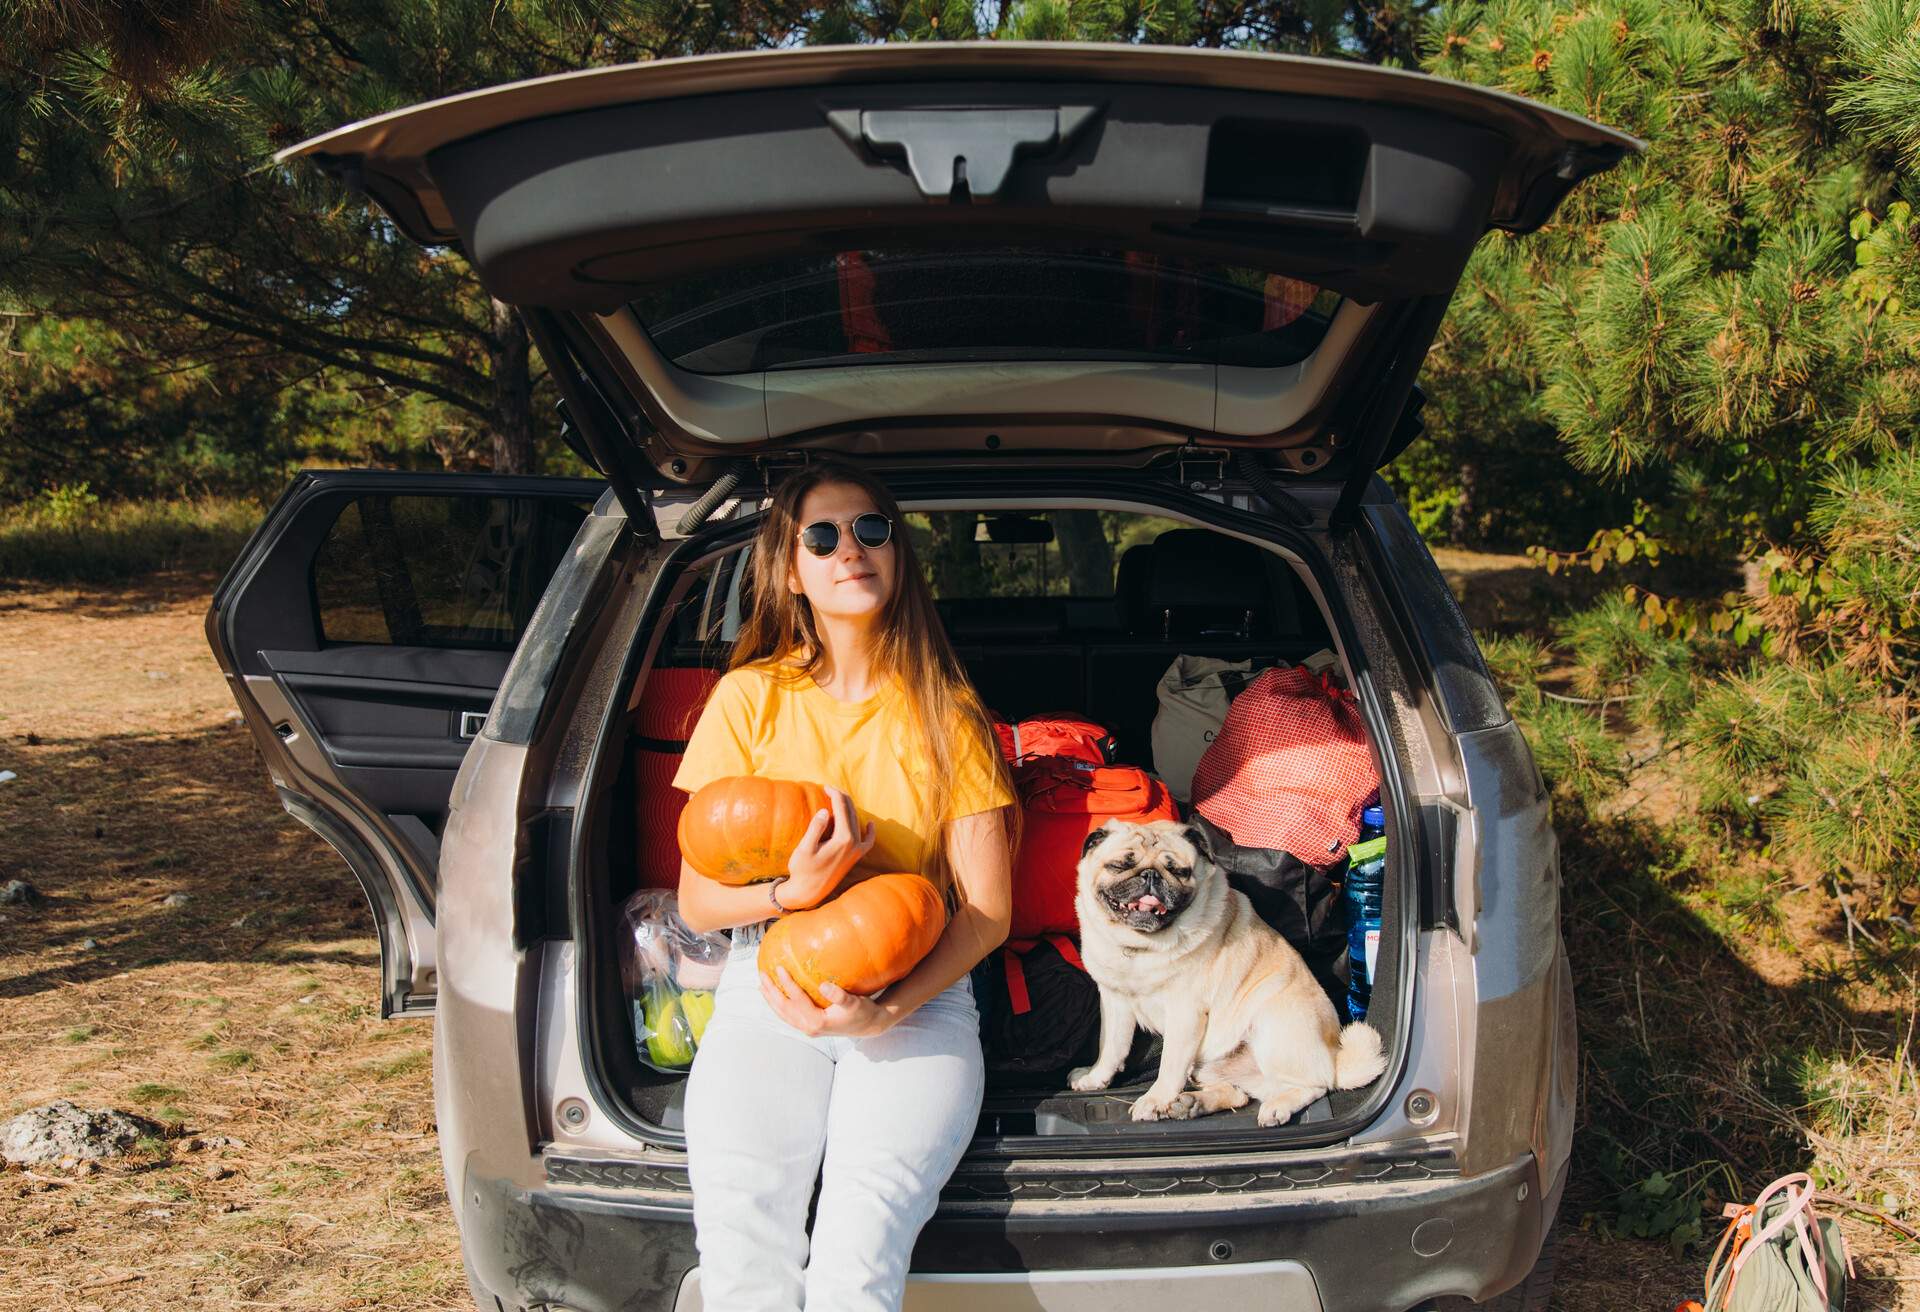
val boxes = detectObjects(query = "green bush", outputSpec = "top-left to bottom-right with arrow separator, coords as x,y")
1520,698 -> 1629,807
0,495 -> 261,583
1682,663 -> 1883,814
1479,630 -> 1552,702
1557,595 -> 1697,698
1770,728 -> 1920,905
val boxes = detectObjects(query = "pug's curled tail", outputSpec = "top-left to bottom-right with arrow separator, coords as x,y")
1333,1023 -> 1387,1089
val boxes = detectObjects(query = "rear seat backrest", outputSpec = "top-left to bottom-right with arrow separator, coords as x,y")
1093,528 -> 1326,768
1137,528 -> 1275,639
1115,543 -> 1156,636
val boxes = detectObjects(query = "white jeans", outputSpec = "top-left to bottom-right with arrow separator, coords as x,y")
683,928 -> 984,1312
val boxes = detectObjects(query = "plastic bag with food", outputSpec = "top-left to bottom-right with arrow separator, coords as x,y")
617,889 -> 730,1071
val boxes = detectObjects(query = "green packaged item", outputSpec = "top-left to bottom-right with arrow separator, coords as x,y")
619,888 -> 730,1073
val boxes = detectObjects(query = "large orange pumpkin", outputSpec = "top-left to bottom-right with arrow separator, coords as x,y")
677,776 -> 833,885
759,873 -> 946,1006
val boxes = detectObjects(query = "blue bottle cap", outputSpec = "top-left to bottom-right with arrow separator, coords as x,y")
1361,804 -> 1385,830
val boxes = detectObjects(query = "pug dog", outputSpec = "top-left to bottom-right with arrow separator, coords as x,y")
1069,819 -> 1388,1126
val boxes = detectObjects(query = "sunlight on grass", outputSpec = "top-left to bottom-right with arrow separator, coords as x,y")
129,1082 -> 186,1104
0,494 -> 262,583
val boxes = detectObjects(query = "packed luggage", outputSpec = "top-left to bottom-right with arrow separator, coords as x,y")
976,653 -> 1386,1083
643,647 -> 1389,1087
1189,664 -> 1380,865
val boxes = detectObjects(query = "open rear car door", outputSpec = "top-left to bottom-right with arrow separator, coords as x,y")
279,43 -> 1640,516
207,471 -> 601,1015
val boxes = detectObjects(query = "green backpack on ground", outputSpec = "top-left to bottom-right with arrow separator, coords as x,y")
1704,1174 -> 1851,1312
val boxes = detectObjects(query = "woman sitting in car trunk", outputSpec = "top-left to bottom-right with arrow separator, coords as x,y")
671,459 -> 1016,1312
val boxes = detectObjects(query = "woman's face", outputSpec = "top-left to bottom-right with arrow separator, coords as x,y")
786,481 -> 898,626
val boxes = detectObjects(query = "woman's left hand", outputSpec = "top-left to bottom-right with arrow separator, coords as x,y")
760,967 -> 895,1039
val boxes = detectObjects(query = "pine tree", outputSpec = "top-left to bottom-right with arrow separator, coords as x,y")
2,1 -> 1429,482
1414,0 -> 1920,558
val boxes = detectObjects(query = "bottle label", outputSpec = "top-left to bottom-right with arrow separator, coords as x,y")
1364,928 -> 1380,980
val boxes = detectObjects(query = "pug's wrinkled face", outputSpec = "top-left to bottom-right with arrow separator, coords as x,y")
1080,820 -> 1210,934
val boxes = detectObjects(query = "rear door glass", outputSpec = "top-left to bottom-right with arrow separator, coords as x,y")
313,493 -> 591,648
907,510 -> 1182,600
632,248 -> 1341,374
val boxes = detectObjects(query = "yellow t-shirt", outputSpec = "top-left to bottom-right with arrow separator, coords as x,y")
672,661 -> 1012,884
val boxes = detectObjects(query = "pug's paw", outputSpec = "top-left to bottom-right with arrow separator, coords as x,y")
1069,1065 -> 1115,1092
1130,1090 -> 1197,1121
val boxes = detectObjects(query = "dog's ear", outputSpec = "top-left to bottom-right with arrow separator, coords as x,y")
1181,825 -> 1212,863
1081,826 -> 1110,858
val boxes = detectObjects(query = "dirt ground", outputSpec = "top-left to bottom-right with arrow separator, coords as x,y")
0,569 -> 1910,1311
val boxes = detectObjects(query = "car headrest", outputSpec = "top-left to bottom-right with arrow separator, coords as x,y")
1137,529 -> 1273,636
1115,543 -> 1155,626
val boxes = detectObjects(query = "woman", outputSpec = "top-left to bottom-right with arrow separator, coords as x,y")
671,459 -> 1016,1312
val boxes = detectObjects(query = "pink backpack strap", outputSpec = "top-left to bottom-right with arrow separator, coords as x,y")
1729,1173 -> 1853,1303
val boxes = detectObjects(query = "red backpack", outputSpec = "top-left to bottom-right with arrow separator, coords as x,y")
992,714 -> 1117,767
1190,666 -> 1379,866
1009,756 -> 1177,940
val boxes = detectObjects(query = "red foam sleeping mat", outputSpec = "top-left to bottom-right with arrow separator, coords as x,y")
633,666 -> 720,890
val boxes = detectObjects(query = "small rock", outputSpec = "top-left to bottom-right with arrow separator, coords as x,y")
1,1101 -> 163,1168
204,1164 -> 234,1182
79,939 -> 98,951
0,880 -> 41,906
230,915 -> 250,930
143,1207 -> 173,1221
161,892 -> 190,908
145,670 -> 167,681
295,994 -> 318,1006
184,1135 -> 243,1153
72,1160 -> 98,1177
219,1200 -> 241,1213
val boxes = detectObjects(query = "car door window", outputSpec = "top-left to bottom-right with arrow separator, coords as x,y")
313,494 -> 591,648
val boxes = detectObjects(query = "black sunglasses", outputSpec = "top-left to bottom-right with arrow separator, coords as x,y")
797,513 -> 894,557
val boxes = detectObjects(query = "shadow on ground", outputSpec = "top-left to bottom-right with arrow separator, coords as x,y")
0,723 -> 376,999
1549,800 -> 1917,1308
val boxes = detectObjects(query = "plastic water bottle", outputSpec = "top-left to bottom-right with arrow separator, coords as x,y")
1344,803 -> 1386,1023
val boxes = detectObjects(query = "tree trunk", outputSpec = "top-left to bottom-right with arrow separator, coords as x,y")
925,512 -> 986,598
486,297 -> 538,475
1053,509 -> 1115,596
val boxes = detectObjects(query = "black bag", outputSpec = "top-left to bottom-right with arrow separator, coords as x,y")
974,937 -> 1101,1077
1189,812 -> 1350,1004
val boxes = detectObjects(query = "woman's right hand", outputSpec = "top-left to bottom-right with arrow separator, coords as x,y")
780,786 -> 874,910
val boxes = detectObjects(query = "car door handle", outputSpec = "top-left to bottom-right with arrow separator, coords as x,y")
830,105 -> 1103,202
458,711 -> 488,739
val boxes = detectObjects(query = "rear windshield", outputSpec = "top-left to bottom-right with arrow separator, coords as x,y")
629,248 -> 1342,374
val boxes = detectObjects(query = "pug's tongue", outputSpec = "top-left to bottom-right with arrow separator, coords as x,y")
1133,892 -> 1165,913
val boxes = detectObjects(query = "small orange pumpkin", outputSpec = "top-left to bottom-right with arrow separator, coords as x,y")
677,776 -> 833,885
760,873 -> 947,1006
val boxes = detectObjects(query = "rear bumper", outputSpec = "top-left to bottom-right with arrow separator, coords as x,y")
460,1150 -> 1554,1312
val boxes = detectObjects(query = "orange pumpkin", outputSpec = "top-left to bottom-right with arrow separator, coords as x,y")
677,776 -> 833,885
760,873 -> 947,1006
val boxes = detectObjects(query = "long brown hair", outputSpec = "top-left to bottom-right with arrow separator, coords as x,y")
730,460 -> 1015,886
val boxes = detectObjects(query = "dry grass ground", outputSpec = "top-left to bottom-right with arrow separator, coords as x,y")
0,573 -> 464,1312
0,567 -> 1912,1311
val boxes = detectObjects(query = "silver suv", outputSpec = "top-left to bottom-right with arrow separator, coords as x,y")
209,43 -> 1636,1312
